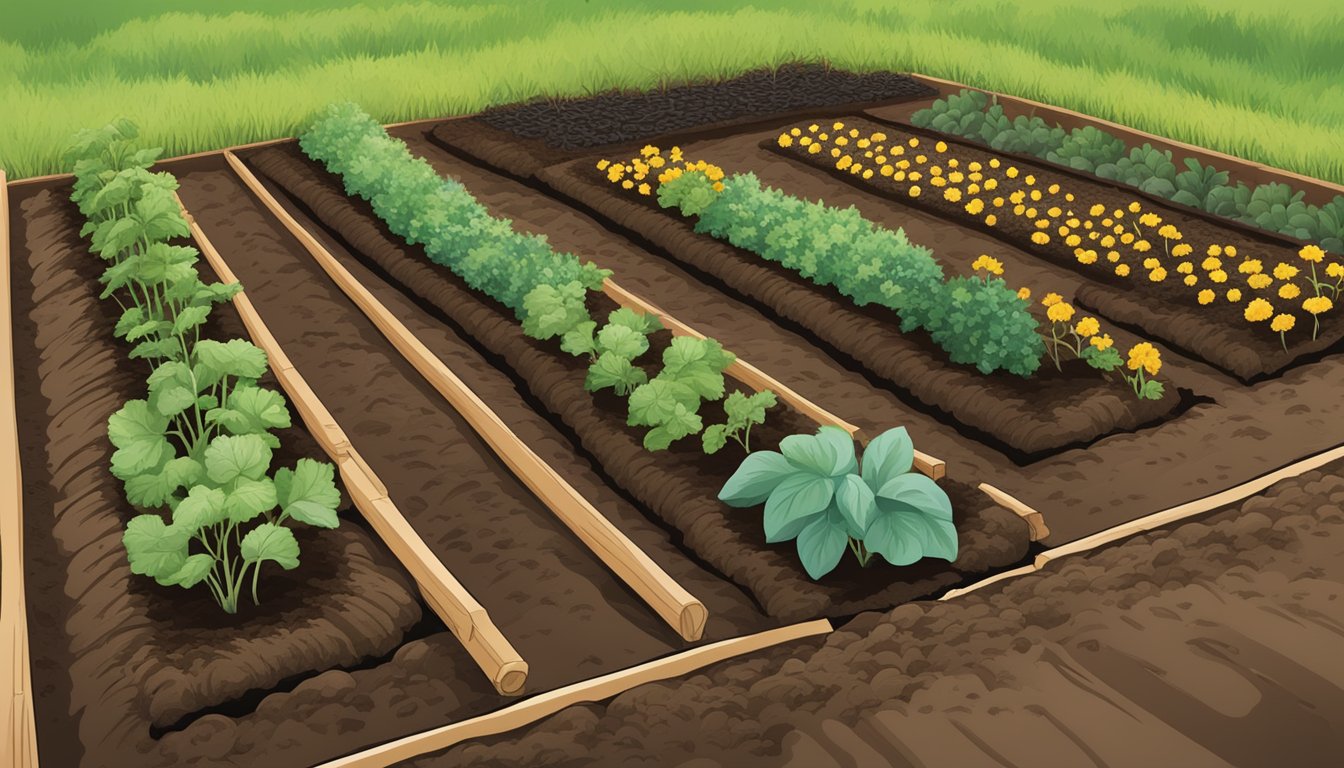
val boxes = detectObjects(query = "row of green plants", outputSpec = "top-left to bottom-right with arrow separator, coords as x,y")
658,166 -> 1044,377
301,103 -> 958,578
912,90 -> 1344,253
300,103 -> 769,455
65,119 -> 342,614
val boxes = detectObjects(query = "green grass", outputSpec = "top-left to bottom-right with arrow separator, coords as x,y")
2,0 -> 1341,182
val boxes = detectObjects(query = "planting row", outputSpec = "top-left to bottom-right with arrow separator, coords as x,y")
912,89 -> 1344,253
767,117 -> 1342,380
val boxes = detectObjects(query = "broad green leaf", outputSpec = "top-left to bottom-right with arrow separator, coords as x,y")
584,352 -> 648,396
1081,345 -> 1123,371
779,426 -> 857,478
124,318 -> 170,342
796,508 -> 850,579
207,385 -> 291,436
241,523 -> 300,570
642,403 -> 702,451
194,338 -> 268,381
114,306 -> 146,339
596,324 -> 648,360
660,364 -> 725,401
124,456 -> 204,508
701,424 -> 729,455
763,473 -> 835,543
559,320 -> 597,358
225,477 -> 279,523
1140,379 -> 1166,401
123,514 -> 189,579
606,307 -> 662,336
275,459 -> 341,528
204,434 -> 273,484
859,426 -> 915,492
130,338 -> 181,361
135,190 -> 190,242
107,400 -> 174,479
661,336 -> 735,378
92,217 -> 140,257
520,281 -> 590,340
867,474 -> 958,564
158,553 -> 215,588
718,450 -> 795,507
627,378 -> 699,427
172,485 -> 228,532
171,304 -> 211,335
835,473 -> 876,538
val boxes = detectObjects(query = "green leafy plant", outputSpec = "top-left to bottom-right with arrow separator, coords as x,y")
1046,126 -> 1126,172
66,120 -> 340,614
627,336 -> 734,451
703,390 -> 776,454
718,426 -> 955,579
570,308 -> 663,396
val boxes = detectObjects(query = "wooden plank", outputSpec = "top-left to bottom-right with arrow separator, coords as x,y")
0,168 -> 40,767
909,74 -> 1344,200
600,279 -> 946,481
224,151 -> 709,642
978,483 -> 1049,541
178,192 -> 526,694
315,618 -> 832,768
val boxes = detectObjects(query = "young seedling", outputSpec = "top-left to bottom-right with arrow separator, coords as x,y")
702,389 -> 777,454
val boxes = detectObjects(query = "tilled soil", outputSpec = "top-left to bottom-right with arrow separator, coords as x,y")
409,464 -> 1344,768
477,64 -> 936,151
531,156 -> 1183,458
769,116 -> 1342,381
8,186 -> 424,768
244,144 -> 1033,622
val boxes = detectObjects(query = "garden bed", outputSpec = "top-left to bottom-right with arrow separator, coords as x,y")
531,156 -> 1187,460
768,116 -> 1344,381
245,144 -> 1033,622
9,185 -> 427,767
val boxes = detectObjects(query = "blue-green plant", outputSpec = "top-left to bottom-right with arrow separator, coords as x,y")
719,426 -> 956,579
65,120 -> 340,614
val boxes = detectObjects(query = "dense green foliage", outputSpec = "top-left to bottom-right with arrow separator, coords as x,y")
913,90 -> 1344,252
301,103 -> 609,316
660,171 -> 1044,376
66,119 -> 340,614
2,1 -> 1341,183
719,426 -> 956,579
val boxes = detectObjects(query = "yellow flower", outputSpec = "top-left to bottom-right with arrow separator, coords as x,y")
833,121 -> 846,131
983,178 -> 998,191
1126,342 -> 1161,376
930,176 -> 948,188
1134,240 -> 1152,253
909,185 -> 921,198
621,179 -> 634,190
1006,167 -> 1019,179
637,182 -> 651,196
1300,244 -> 1326,263
807,124 -> 819,133
1030,189 -> 1043,202
989,158 -> 1000,169
777,134 -> 794,148
1089,204 -> 1106,217
915,154 -> 927,163
1116,264 -> 1131,277
1226,288 -> 1242,302
1017,287 -> 1031,300
944,187 -> 963,203
1198,289 -> 1215,305
1035,219 -> 1050,230
790,127 -> 802,137
1025,174 -> 1037,186
1247,273 -> 1273,290
640,144 -> 659,157
1091,333 -> 1114,351
857,138 -> 871,149
1183,275 -> 1198,287
1149,267 -> 1168,282
1176,261 -> 1194,274
831,147 -> 842,158
934,140 -> 948,152
1209,269 -> 1228,283
1106,250 -> 1121,263
1244,298 -> 1274,322
1202,256 -> 1222,271
985,214 -> 998,226
837,155 -> 853,170
1273,263 -> 1299,280
965,198 -> 985,215
948,171 -> 965,184
1042,292 -> 1063,307
808,143 -> 822,155
1225,246 -> 1237,257
1143,257 -> 1160,270
1047,302 -> 1076,323
1100,235 -> 1116,248
648,155 -> 666,168
669,147 -> 684,162
712,181 -> 725,192
880,164 -> 894,177
1303,296 -> 1333,314
848,128 -> 860,138
908,136 -> 920,148
1206,244 -> 1222,257
1157,224 -> 1181,240
1172,243 -> 1193,257
1075,316 -> 1100,337
1326,262 -> 1344,279
1077,249 -> 1099,265
835,136 -> 849,147
972,254 -> 1005,275
596,159 -> 611,171
1271,314 -> 1296,333
1238,259 -> 1262,274
1065,234 -> 1082,247
1031,232 -> 1050,245
1279,283 -> 1301,299
1121,232 -> 1136,245
862,169 -> 874,180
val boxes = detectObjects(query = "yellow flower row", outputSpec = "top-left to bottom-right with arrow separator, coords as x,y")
596,146 -> 723,197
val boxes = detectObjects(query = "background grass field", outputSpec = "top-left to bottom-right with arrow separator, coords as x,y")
2,0 -> 1341,182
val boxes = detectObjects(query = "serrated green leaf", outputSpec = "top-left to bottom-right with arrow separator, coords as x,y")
123,514 -> 189,579
241,523 -> 300,570
701,424 -> 729,454
158,553 -> 215,588
114,306 -> 146,339
584,351 -> 648,396
204,434 -> 272,484
171,304 -> 211,335
130,337 -> 181,361
124,456 -> 204,508
1140,379 -> 1166,400
172,485 -> 228,532
225,477 -> 279,523
207,385 -> 290,436
275,459 -> 341,528
596,323 -> 648,360
194,338 -> 268,382
642,403 -> 701,451
107,400 -> 174,479
520,281 -> 590,340
559,320 -> 597,358
627,378 -> 700,427
606,307 -> 662,335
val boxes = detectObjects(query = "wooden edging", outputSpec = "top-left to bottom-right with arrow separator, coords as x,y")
177,194 -> 529,695
221,152 -> 710,643
908,74 -> 1344,201
943,442 -> 1344,600
601,278 -> 947,481
977,482 -> 1048,541
0,169 -> 40,768
315,618 -> 832,768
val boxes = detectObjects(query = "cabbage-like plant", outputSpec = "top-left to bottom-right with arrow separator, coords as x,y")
718,426 -> 956,579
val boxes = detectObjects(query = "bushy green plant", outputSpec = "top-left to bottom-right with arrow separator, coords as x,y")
628,336 -> 735,451
911,89 -> 992,138
718,426 -> 955,580
300,102 -> 610,318
703,390 -> 776,454
1171,157 -> 1230,211
65,120 -> 340,614
1095,143 -> 1178,197
663,171 -> 1042,376
1046,126 -> 1126,172
572,307 -> 663,396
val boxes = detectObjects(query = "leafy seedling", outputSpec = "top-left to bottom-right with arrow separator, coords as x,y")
703,389 -> 777,454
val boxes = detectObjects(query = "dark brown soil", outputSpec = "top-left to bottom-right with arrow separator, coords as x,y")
410,464 -> 1344,768
244,144 -> 1032,622
8,186 -> 424,767
527,155 -> 1185,460
477,64 -> 936,151
769,116 -> 1344,381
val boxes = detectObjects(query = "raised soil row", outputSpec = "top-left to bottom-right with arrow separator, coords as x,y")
245,144 -> 1033,623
